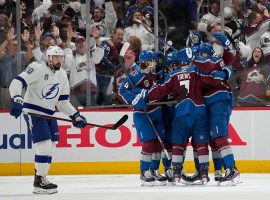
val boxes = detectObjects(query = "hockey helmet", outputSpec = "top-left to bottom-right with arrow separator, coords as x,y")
139,50 -> 159,63
198,43 -> 215,55
177,48 -> 193,66
47,46 -> 64,57
166,51 -> 179,64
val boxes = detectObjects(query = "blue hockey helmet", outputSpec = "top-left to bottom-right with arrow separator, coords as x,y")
198,43 -> 215,55
139,50 -> 159,63
166,51 -> 179,65
177,48 -> 193,66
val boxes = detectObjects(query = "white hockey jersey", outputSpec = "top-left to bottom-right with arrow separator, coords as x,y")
9,61 -> 77,116
124,24 -> 155,50
66,47 -> 104,90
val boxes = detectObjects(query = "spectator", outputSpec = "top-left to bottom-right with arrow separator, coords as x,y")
197,0 -> 221,41
127,35 -> 142,60
245,11 -> 270,48
65,25 -> 104,107
79,0 -> 117,38
96,27 -> 124,105
237,47 -> 270,106
123,5 -> 154,50
0,27 -> 33,109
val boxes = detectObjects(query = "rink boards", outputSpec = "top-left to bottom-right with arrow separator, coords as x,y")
1,108 -> 270,175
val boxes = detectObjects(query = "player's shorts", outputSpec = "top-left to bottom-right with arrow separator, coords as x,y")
207,100 -> 232,140
133,108 -> 165,142
24,114 -> 59,143
171,112 -> 209,145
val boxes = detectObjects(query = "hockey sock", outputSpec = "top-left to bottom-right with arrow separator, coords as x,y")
140,151 -> 152,171
214,136 -> 235,168
35,155 -> 49,176
35,140 -> 52,176
172,144 -> 185,168
193,150 -> 200,171
219,146 -> 235,168
45,141 -> 56,175
211,149 -> 223,171
161,151 -> 172,171
150,152 -> 161,170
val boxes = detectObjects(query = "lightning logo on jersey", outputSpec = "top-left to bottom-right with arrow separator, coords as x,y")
41,83 -> 60,99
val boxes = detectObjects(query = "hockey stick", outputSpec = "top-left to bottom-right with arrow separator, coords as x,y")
134,19 -> 177,52
24,112 -> 128,130
119,46 -> 171,160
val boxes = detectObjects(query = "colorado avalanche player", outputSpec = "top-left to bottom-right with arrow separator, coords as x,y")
9,46 -> 87,194
118,50 -> 167,186
191,33 -> 240,185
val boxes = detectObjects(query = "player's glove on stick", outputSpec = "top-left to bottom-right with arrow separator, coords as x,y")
132,89 -> 148,110
70,112 -> 87,128
10,95 -> 24,119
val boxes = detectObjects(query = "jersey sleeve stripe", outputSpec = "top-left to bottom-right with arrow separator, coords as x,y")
58,95 -> 69,101
15,76 -> 27,88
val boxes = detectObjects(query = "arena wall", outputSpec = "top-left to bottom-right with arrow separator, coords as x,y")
1,108 -> 270,175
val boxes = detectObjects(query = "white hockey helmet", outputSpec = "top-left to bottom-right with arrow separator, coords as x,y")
224,7 -> 233,20
46,46 -> 64,58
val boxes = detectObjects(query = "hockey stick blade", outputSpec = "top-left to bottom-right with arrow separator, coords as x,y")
24,112 -> 128,130
112,114 -> 128,130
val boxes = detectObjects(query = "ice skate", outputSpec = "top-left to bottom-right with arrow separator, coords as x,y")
217,167 -> 241,186
33,175 -> 58,194
165,168 -> 175,186
172,165 -> 183,185
140,170 -> 155,186
181,165 -> 210,185
150,169 -> 167,186
214,170 -> 223,182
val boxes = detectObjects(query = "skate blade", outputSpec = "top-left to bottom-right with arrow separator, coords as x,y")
217,174 -> 242,186
141,181 -> 155,187
154,181 -> 167,186
33,187 -> 58,194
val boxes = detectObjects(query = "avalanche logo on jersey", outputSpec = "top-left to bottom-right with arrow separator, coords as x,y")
41,83 -> 60,99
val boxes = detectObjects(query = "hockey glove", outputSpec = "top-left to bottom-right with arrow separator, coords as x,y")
69,112 -> 87,128
10,95 -> 24,119
131,89 -> 148,110
213,32 -> 230,48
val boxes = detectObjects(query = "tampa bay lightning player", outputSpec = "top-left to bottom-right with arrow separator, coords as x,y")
9,46 -> 87,194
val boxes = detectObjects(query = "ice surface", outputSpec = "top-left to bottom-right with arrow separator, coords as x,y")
0,174 -> 270,200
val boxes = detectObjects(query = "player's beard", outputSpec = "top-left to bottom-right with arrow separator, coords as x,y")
54,63 -> 61,71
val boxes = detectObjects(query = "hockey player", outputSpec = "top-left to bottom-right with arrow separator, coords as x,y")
191,35 -> 240,185
9,46 -> 87,194
134,48 -> 227,185
118,50 -> 167,186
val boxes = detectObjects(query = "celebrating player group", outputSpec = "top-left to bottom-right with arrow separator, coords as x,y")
118,31 -> 241,187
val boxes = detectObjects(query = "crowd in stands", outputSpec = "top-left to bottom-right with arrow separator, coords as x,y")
1,0 -> 270,109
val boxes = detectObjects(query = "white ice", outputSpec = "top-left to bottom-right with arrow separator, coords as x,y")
0,174 -> 270,200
